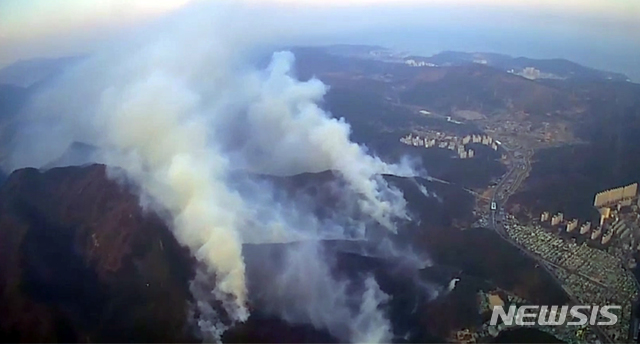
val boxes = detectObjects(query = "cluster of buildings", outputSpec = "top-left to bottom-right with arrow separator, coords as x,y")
404,59 -> 436,67
594,183 -> 638,208
509,67 -> 541,80
504,215 -> 638,342
548,248 -> 637,343
507,67 -> 562,81
400,132 -> 500,159
499,183 -> 640,342
539,183 -> 640,247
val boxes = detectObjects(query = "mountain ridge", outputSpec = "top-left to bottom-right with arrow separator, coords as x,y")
0,164 -> 571,342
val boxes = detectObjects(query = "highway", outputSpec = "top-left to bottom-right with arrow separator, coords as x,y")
488,145 -> 614,343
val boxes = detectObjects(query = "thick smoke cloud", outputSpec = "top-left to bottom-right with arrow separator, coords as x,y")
214,50 -> 410,230
8,2 -> 420,341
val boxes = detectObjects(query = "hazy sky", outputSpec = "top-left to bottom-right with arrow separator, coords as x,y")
0,0 -> 639,79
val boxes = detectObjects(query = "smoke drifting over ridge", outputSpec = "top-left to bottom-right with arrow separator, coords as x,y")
245,241 -> 394,343
8,2 -> 419,342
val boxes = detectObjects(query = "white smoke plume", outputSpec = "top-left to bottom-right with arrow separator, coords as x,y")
212,50 -> 410,230
189,268 -> 232,343
99,71 -> 250,321
352,276 -> 393,343
245,241 -> 393,343
8,2 -> 418,340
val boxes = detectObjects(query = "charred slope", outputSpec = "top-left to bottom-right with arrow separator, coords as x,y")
0,165 -> 339,343
0,165 -> 196,342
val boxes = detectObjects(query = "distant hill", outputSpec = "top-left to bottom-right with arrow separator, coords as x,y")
0,84 -> 28,120
398,63 -> 577,116
41,142 -> 99,170
416,51 -> 512,67
311,45 -> 629,82
0,56 -> 84,88
319,44 -> 389,56
0,57 -> 86,173
511,80 -> 640,221
407,51 -> 630,82
0,84 -> 30,170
